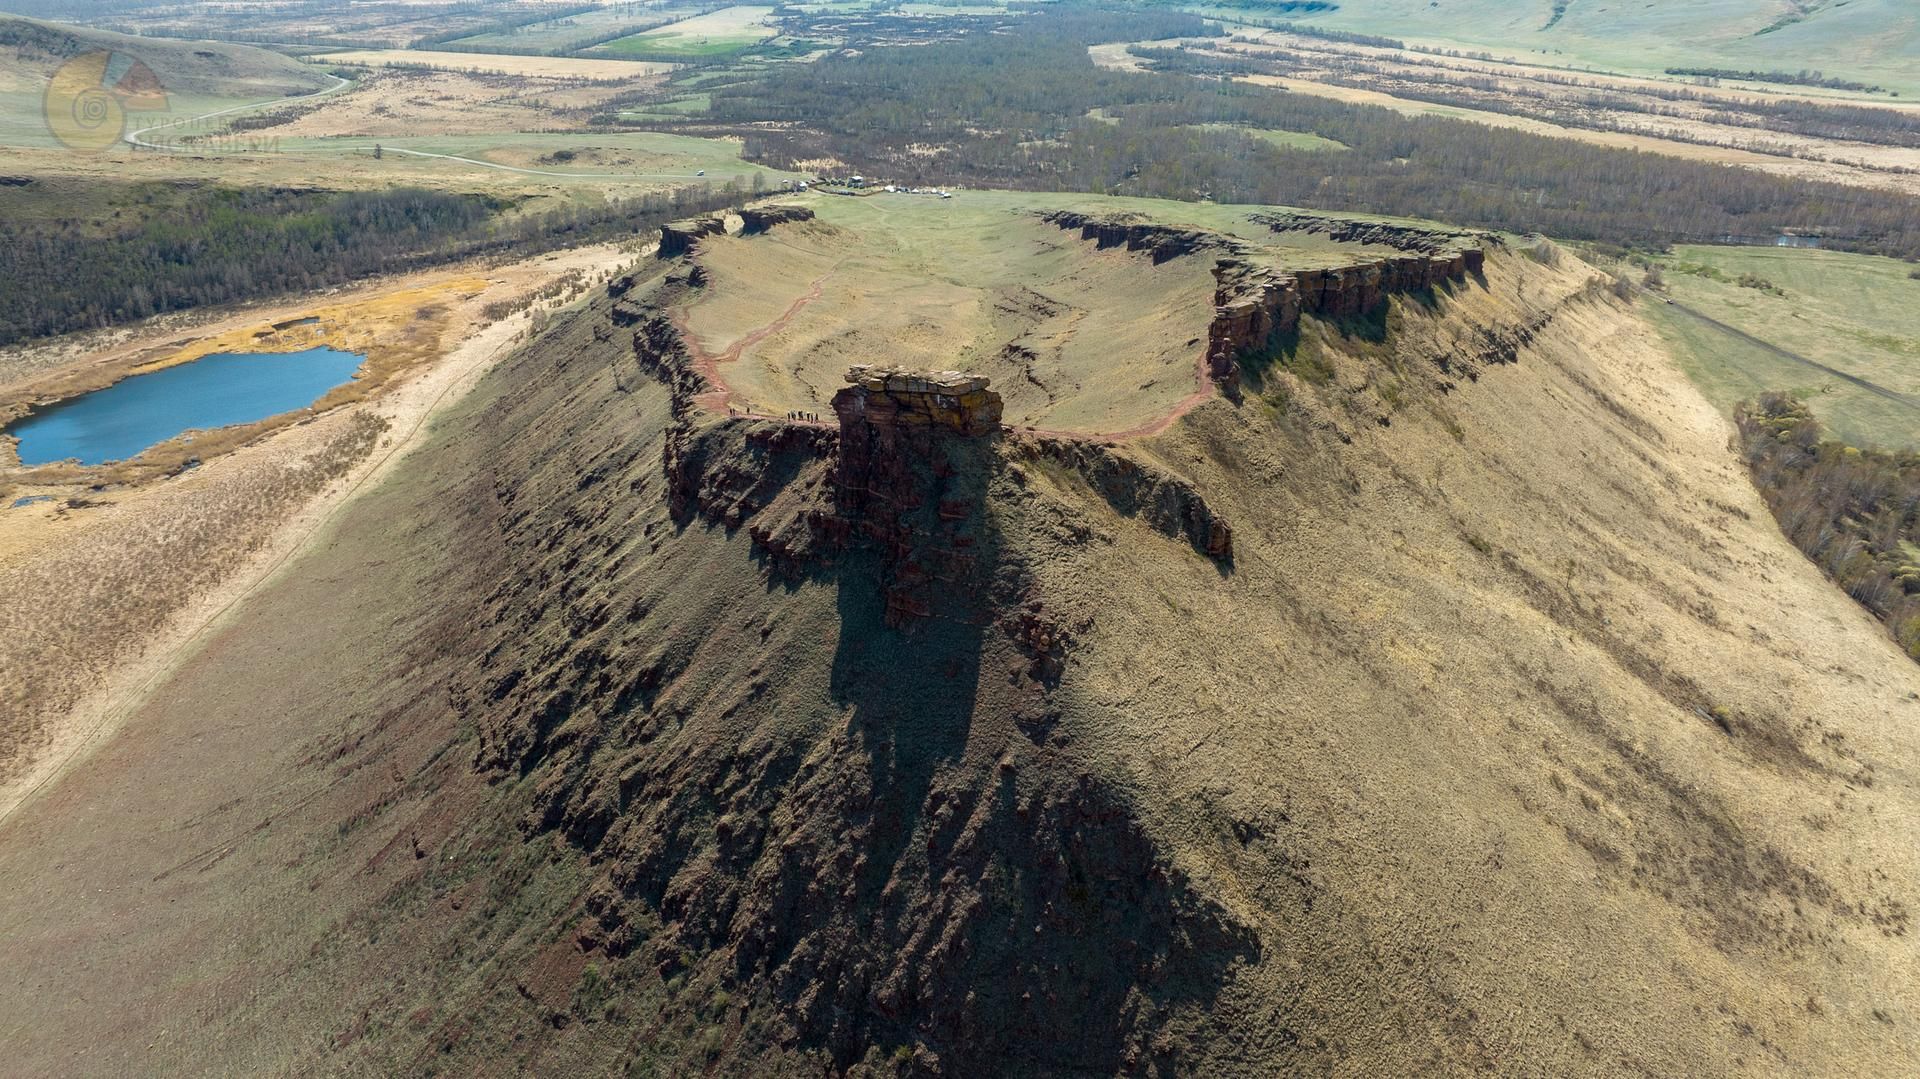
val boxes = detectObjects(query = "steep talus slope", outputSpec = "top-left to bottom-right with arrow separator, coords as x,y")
0,233 -> 1916,1074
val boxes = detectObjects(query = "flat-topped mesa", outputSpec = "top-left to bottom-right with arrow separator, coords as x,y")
657,205 -> 816,259
832,365 -> 1004,438
657,216 -> 727,259
738,205 -> 815,234
1038,210 -> 1223,265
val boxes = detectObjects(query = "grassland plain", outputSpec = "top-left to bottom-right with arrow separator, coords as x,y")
442,6 -> 702,55
0,203 -> 1915,1074
310,48 -> 679,79
1645,244 -> 1920,450
592,5 -> 778,58
1260,0 -> 1920,95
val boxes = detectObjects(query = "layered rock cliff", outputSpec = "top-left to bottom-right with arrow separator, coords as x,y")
18,224 -> 1918,1079
658,205 -> 817,258
1038,210 -> 1227,264
1038,209 -> 1490,386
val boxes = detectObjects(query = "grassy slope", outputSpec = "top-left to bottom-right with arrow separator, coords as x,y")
1267,0 -> 1920,94
594,5 -> 778,58
1646,244 -> 1920,449
0,203 -> 1916,1073
0,16 -> 333,149
0,15 -> 330,98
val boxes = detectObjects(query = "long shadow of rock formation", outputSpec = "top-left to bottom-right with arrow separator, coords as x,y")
442,265 -> 1260,1071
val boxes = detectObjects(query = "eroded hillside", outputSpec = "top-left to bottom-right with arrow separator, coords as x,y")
2,198 -> 1916,1075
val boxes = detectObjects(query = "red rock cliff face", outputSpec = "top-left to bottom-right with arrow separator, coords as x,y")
656,205 -> 817,258
827,366 -> 1005,627
657,217 -> 727,259
1039,210 -> 1225,264
1039,210 -> 1490,386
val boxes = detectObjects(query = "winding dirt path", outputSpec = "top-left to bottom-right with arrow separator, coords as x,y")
678,268 -> 837,422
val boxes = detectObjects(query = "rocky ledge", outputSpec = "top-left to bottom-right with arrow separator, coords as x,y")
1038,210 -> 1225,264
832,365 -> 1006,439
1253,210 -> 1489,261
1038,210 -> 1490,385
657,204 -> 817,258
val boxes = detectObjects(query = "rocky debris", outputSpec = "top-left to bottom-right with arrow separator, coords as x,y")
656,216 -> 727,259
1039,210 -> 1223,264
737,205 -> 816,234
1003,602 -> 1088,685
1013,436 -> 1233,565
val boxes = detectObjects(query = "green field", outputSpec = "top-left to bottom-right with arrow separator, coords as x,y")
1213,0 -> 1920,96
1645,244 -> 1920,450
445,6 -> 704,54
1186,122 -> 1347,152
594,6 -> 778,59
620,91 -> 713,120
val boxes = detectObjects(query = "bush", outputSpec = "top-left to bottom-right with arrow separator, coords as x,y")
1735,393 -> 1920,665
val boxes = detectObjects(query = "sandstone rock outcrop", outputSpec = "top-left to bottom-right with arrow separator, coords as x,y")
737,204 -> 816,234
658,204 -> 816,258
1039,210 -> 1222,264
832,365 -> 1005,438
657,216 -> 726,259
826,366 -> 1004,627
1253,210 -> 1489,263
1038,210 -> 1489,386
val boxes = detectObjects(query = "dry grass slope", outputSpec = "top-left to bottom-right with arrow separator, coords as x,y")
0,203 -> 1914,1075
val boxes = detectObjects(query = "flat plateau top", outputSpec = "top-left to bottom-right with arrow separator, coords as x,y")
675,191 -> 1441,435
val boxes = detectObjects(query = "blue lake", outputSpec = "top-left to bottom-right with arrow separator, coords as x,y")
7,346 -> 365,467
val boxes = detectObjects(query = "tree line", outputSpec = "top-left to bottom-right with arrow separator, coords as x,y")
0,181 -> 743,345
688,12 -> 1920,259
1736,393 -> 1920,663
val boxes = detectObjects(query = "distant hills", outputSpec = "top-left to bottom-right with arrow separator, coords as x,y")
0,15 -> 329,100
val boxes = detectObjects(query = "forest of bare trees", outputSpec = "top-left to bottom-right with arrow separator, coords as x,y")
1738,393 -> 1920,663
0,182 -> 743,345
685,14 -> 1920,259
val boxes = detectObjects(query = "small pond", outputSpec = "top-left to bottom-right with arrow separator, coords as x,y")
6,346 -> 365,467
